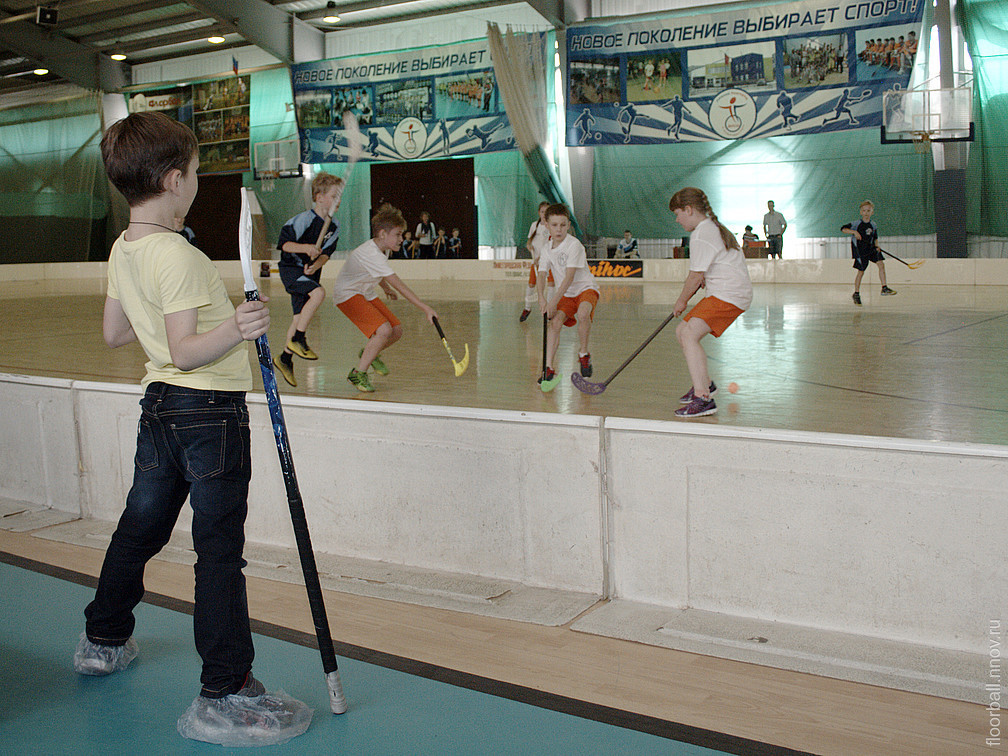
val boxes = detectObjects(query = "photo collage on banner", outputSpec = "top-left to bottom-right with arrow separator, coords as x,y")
565,0 -> 925,146
128,75 -> 252,173
290,39 -> 515,163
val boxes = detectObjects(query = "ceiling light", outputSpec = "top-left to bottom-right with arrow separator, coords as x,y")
33,68 -> 49,75
110,53 -> 126,61
207,36 -> 225,44
323,2 -> 339,24
323,14 -> 340,23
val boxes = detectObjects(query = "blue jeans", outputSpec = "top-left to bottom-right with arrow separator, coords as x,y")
84,383 -> 255,698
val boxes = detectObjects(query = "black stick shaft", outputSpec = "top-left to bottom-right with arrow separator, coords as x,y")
541,314 -> 548,380
880,248 -> 911,267
432,316 -> 447,340
601,310 -> 678,387
245,290 -> 338,676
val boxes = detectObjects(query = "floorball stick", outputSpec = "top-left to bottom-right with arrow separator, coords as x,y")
314,111 -> 363,251
878,247 -> 924,269
432,316 -> 469,377
239,188 -> 347,715
571,311 -> 678,395
540,313 -> 548,383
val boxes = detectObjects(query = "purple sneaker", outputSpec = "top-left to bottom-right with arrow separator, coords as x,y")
679,381 -> 717,404
675,395 -> 717,418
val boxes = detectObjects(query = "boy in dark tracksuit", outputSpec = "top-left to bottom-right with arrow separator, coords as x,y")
842,200 -> 895,305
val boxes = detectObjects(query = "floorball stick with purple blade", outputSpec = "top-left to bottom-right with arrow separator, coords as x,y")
571,311 -> 678,395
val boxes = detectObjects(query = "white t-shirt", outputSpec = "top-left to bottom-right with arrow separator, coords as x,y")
415,221 -> 434,245
763,210 -> 786,235
538,234 -> 599,298
332,238 -> 395,305
527,220 -> 550,260
689,218 -> 753,310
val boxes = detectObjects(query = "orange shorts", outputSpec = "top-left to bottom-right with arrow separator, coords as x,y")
336,294 -> 401,338
557,289 -> 599,327
528,266 -> 555,288
683,296 -> 744,337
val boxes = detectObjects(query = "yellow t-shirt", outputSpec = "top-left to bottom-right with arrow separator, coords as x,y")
107,231 -> 252,391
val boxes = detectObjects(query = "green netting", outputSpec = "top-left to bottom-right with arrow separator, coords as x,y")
959,0 -> 1008,236
0,90 -> 108,262
589,132 -> 932,240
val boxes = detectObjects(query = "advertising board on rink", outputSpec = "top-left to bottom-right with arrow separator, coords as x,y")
291,39 -> 525,164
565,0 -> 925,146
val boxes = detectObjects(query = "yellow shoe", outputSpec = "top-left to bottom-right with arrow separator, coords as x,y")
287,339 -> 318,360
273,355 -> 296,387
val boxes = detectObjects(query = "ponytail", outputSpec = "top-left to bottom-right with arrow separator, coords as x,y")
669,187 -> 740,251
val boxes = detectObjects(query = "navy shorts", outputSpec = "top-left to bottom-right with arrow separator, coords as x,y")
852,247 -> 883,271
278,262 -> 322,314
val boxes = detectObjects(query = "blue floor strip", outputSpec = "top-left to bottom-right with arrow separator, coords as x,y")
0,555 -> 804,754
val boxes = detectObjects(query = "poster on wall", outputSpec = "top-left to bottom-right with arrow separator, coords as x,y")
565,0 -> 924,146
290,39 -> 516,163
128,75 -> 251,173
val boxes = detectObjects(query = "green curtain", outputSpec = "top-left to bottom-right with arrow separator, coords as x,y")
589,133 -> 931,241
959,0 -> 1008,236
0,90 -> 107,263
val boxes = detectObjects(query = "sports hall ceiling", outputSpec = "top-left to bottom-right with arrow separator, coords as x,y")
0,0 -> 585,98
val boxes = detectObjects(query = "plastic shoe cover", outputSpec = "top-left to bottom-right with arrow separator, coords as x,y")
177,689 -> 313,747
74,633 -> 139,676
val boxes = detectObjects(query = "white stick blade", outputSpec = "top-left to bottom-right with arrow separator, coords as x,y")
238,187 -> 257,294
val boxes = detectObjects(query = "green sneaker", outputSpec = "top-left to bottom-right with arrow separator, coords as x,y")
359,348 -> 389,376
347,368 -> 375,393
540,368 -> 560,393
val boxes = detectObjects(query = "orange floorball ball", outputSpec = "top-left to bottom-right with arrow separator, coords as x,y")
727,382 -> 739,394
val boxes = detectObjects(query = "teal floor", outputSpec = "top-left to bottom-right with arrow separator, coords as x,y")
0,560 -> 732,755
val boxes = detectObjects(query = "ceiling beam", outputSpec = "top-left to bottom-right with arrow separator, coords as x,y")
185,0 -> 322,64
526,0 -> 589,28
78,11 -> 208,46
102,21 -> 233,54
0,12 -> 128,91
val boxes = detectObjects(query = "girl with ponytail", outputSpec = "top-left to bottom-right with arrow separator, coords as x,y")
668,187 -> 753,418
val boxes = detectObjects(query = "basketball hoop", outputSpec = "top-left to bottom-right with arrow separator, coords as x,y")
260,170 -> 277,192
911,131 -> 932,154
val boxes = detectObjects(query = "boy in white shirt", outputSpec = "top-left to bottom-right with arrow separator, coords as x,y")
537,203 -> 600,392
332,204 -> 438,392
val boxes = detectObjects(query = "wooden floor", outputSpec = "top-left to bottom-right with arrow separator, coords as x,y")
0,276 -> 1001,753
2,276 -> 1007,445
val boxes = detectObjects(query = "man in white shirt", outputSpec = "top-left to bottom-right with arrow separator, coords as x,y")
762,200 -> 787,259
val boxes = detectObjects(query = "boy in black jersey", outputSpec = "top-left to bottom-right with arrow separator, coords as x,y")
842,200 -> 895,305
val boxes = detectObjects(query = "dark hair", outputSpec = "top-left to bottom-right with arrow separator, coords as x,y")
544,203 -> 570,221
745,225 -> 753,231
371,203 -> 406,236
100,112 -> 198,206
669,187 -> 740,251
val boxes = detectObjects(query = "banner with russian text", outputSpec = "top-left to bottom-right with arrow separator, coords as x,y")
291,39 -> 516,163
565,0 -> 924,146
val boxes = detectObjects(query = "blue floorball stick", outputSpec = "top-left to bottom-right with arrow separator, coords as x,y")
239,188 -> 347,714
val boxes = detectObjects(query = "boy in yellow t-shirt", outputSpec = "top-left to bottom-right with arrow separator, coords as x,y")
75,111 -> 309,746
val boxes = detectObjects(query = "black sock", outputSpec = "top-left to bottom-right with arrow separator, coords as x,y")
281,351 -> 293,364
294,329 -> 307,344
